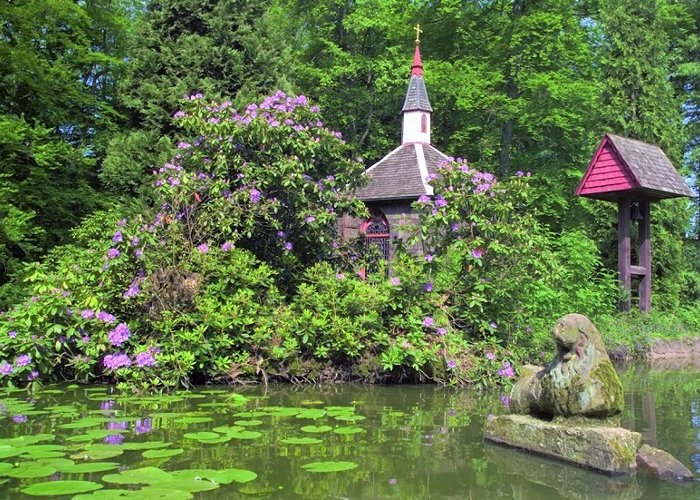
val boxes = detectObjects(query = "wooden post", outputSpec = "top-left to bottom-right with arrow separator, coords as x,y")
618,199 -> 631,312
638,200 -> 651,312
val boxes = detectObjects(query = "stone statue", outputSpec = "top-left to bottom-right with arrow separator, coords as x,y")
485,313 -> 694,481
510,313 -> 623,417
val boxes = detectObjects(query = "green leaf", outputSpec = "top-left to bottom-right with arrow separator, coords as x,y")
301,461 -> 358,473
22,480 -> 103,496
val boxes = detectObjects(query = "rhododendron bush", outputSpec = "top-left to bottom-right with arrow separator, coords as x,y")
0,93 -> 615,390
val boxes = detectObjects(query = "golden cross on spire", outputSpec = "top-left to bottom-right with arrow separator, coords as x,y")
414,23 -> 423,44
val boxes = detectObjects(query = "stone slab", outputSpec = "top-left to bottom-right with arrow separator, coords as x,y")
636,444 -> 694,482
484,414 -> 641,475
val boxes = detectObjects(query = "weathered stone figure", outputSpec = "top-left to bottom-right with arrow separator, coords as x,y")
510,313 -> 624,417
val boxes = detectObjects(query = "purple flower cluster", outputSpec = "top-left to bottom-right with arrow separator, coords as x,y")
108,323 -> 130,346
134,418 -> 152,435
497,361 -> 515,378
123,276 -> 143,299
422,316 -> 434,327
103,353 -> 131,370
135,349 -> 156,367
15,355 -> 31,367
0,362 -> 13,376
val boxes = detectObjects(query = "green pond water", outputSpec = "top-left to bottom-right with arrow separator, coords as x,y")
0,364 -> 697,499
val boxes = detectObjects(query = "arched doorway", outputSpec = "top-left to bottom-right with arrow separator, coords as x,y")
360,210 -> 390,261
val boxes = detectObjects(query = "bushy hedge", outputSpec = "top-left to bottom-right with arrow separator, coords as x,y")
0,93 -> 619,391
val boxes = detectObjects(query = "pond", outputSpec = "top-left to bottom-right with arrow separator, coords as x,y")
0,364 -> 697,499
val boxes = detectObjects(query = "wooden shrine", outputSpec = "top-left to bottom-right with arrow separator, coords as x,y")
576,134 -> 693,312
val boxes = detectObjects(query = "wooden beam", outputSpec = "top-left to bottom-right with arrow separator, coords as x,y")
618,199 -> 631,312
630,265 -> 648,276
639,200 -> 651,312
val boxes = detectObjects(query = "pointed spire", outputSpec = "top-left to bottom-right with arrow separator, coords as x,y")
411,44 -> 423,77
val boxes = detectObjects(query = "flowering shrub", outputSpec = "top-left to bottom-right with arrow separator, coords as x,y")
411,158 -> 616,355
0,92 -> 366,389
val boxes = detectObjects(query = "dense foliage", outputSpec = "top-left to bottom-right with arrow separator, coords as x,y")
0,0 -> 699,390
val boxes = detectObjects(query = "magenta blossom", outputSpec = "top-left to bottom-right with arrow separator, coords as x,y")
471,248 -> 484,259
221,241 -> 233,252
135,351 -> 156,367
107,248 -> 121,259
197,243 -> 209,254
422,316 -> 434,328
108,323 -> 130,346
103,353 -> 131,370
15,355 -> 31,367
0,362 -> 13,376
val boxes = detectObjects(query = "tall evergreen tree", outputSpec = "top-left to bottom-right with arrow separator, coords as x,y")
0,0 -> 131,296
595,0 -> 697,307
102,0 -> 291,197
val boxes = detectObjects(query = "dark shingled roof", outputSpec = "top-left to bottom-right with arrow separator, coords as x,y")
401,76 -> 432,113
355,143 -> 449,202
606,134 -> 693,199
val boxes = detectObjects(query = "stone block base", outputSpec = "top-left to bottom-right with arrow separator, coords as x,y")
484,414 -> 641,475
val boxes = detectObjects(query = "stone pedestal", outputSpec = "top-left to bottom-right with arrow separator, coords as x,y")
484,414 -> 641,475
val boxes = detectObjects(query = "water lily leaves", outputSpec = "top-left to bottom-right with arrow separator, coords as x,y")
301,461 -> 358,473
151,478 -> 219,493
121,441 -> 171,451
196,436 -> 231,444
0,446 -> 24,459
142,448 -> 184,459
19,444 -> 66,459
333,414 -> 365,422
58,418 -> 110,429
183,432 -> 219,441
138,487 -> 195,499
295,409 -> 326,420
171,468 -> 257,484
102,466 -> 173,485
333,427 -> 365,435
74,488 -> 192,500
0,463 -> 13,473
22,480 -> 103,496
227,430 -> 262,440
280,437 -> 323,445
4,462 -> 57,479
70,449 -> 124,460
57,461 -> 120,474
211,425 -> 244,435
300,425 -> 332,433
233,419 -> 263,427
262,406 -> 302,417
36,458 -> 74,468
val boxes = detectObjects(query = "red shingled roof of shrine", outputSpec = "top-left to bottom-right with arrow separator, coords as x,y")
576,134 -> 694,201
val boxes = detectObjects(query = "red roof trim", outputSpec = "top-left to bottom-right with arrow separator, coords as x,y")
576,135 -> 639,197
411,45 -> 423,77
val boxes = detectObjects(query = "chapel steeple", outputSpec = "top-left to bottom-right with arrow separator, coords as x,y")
401,26 -> 432,145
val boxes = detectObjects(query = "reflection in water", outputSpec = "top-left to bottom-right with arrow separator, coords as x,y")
0,367 -> 696,499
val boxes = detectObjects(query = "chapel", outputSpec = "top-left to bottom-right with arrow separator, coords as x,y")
341,32 -> 449,259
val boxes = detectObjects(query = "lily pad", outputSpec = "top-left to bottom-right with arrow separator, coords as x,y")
334,414 -> 365,422
121,441 -> 171,451
227,430 -> 262,440
233,419 -> 263,427
333,427 -> 365,435
300,425 -> 332,433
301,461 -> 358,473
57,461 -> 120,473
183,432 -> 219,441
280,437 -> 323,445
143,448 -> 184,459
102,466 -> 173,485
295,409 -> 326,420
138,487 -> 195,499
212,425 -> 244,434
5,462 -> 58,479
171,468 -> 257,484
22,480 -> 103,496
70,449 -> 124,460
